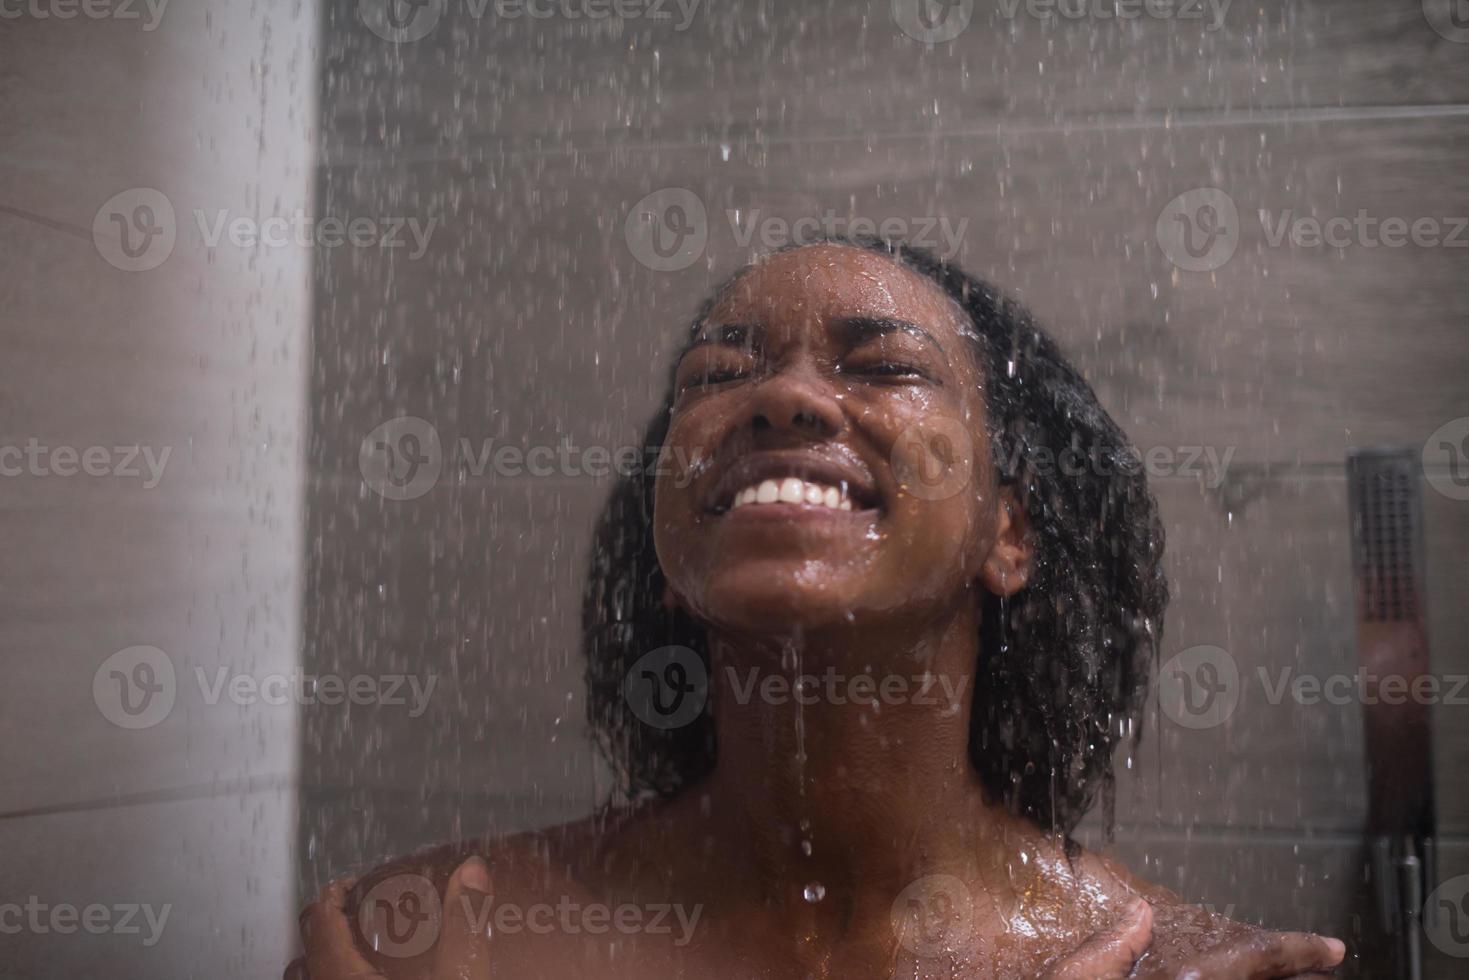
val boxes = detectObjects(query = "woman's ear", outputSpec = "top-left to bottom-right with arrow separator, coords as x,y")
979,485 -> 1032,598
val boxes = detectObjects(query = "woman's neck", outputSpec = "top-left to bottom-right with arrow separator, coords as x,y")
690,599 -> 1048,918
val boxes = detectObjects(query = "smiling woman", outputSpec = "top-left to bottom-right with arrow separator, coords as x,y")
288,240 -> 1348,979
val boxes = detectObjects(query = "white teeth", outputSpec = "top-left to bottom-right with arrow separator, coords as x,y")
726,477 -> 859,512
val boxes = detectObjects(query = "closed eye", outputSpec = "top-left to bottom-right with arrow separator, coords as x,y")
678,366 -> 751,394
694,368 -> 749,386
842,360 -> 933,382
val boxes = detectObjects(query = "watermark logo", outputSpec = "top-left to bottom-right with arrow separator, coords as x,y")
93,187 -> 176,272
1424,0 -> 1469,43
1426,874 -> 1469,957
1423,417 -> 1469,501
891,0 -> 974,43
360,416 -> 444,501
1157,645 -> 1240,730
625,188 -> 708,273
93,646 -> 176,730
623,645 -> 708,730
359,0 -> 445,42
1156,188 -> 1239,273
359,873 -> 443,958
892,416 -> 975,502
0,0 -> 169,30
891,875 -> 973,957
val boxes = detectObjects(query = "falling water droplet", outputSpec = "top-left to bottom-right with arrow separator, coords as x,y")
802,882 -> 825,904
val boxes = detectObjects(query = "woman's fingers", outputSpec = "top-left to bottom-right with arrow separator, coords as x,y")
431,856 -> 495,978
1184,930 -> 1346,979
301,877 -> 389,980
283,956 -> 309,980
1043,898 -> 1153,980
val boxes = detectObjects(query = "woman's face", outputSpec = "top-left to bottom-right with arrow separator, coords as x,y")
653,243 -> 1027,636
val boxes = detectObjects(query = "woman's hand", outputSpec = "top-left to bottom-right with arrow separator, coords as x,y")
1042,899 -> 1347,979
1042,899 -> 1155,980
285,857 -> 494,980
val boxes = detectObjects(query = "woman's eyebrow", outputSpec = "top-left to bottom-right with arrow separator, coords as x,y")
837,315 -> 946,355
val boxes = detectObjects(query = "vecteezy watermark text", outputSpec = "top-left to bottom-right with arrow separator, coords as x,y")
1158,644 -> 1469,730
0,440 -> 169,488
621,646 -> 974,731
726,210 -> 969,260
893,0 -> 1230,44
0,0 -> 168,29
91,188 -> 441,272
359,416 -> 700,501
1004,442 -> 1236,488
194,210 -> 438,259
93,646 -> 438,730
357,0 -> 703,44
624,189 -> 971,272
723,666 -> 970,712
997,0 -> 1231,32
356,873 -> 703,958
459,894 -> 702,945
0,897 -> 170,947
1157,187 -> 1469,273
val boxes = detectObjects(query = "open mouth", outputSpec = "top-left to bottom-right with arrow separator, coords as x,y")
729,477 -> 857,512
706,454 -> 881,516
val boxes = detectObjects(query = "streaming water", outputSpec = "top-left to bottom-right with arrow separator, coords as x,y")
8,1 -> 1443,977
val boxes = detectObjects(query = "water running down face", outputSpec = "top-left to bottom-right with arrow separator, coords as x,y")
652,243 -> 1032,638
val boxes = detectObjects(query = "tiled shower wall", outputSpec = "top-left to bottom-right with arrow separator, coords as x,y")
1,3 -> 316,978
287,0 -> 1464,976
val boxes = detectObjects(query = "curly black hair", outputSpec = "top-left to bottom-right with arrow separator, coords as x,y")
581,237 -> 1168,836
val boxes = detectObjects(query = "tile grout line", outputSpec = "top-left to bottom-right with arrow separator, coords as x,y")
320,103 -> 1469,167
0,772 -> 296,822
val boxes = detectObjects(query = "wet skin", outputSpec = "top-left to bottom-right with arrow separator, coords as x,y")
289,245 -> 1347,979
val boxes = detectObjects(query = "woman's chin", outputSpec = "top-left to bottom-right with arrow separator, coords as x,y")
691,570 -> 872,636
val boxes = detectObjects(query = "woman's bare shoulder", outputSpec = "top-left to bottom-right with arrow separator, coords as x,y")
309,814 -> 618,980
343,810 -> 614,909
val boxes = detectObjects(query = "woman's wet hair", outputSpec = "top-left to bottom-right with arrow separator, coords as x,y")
581,237 -> 1169,837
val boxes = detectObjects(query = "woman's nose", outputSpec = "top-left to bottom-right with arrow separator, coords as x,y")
743,367 -> 844,440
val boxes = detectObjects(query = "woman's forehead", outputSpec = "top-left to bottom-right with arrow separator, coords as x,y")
708,244 -> 967,341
